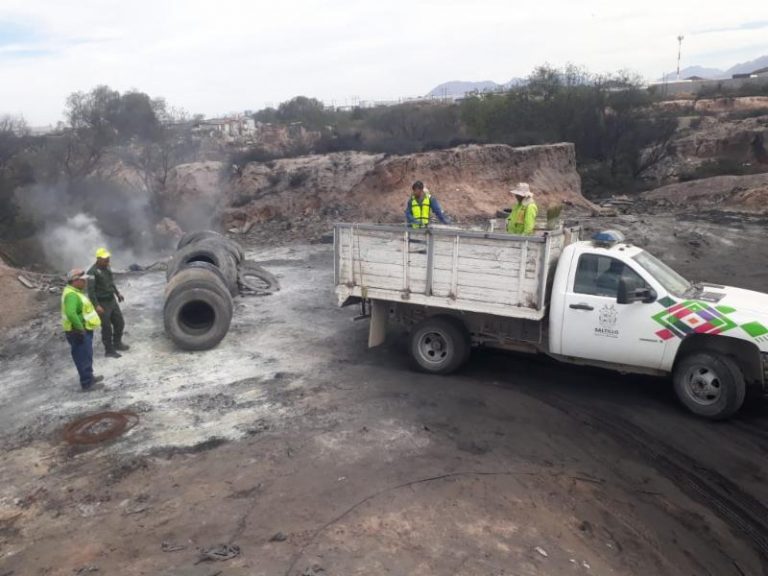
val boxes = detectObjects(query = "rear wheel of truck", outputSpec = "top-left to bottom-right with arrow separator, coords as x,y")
673,352 -> 746,420
410,317 -> 469,375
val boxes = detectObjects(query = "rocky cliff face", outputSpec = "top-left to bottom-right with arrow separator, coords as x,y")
645,97 -> 768,183
220,143 -> 592,228
640,172 -> 768,214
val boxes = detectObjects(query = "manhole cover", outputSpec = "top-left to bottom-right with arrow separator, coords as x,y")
63,411 -> 139,445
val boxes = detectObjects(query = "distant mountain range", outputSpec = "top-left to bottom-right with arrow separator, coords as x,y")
660,54 -> 768,81
427,78 -> 525,98
427,55 -> 768,98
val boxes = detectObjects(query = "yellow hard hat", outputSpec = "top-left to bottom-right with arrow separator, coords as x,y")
95,247 -> 111,259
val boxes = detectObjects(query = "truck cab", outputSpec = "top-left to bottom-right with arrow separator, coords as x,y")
548,231 -> 768,418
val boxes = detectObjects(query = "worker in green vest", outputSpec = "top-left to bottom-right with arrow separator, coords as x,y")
62,268 -> 104,391
405,180 -> 449,228
506,182 -> 538,235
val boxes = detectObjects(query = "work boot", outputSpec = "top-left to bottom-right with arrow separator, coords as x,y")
82,382 -> 105,392
105,349 -> 122,359
93,375 -> 104,383
115,342 -> 130,351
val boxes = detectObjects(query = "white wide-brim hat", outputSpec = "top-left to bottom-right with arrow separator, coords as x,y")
510,182 -> 533,198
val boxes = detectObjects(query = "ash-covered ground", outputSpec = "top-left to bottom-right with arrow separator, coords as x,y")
1,213 -> 767,576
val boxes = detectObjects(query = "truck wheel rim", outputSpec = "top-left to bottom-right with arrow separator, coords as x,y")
684,365 -> 722,405
417,331 -> 451,365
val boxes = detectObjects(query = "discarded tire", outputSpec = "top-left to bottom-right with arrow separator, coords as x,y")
177,230 -> 245,264
164,267 -> 233,351
166,240 -> 239,296
164,230 -> 276,351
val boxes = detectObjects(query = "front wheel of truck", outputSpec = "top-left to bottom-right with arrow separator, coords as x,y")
673,352 -> 746,420
410,317 -> 470,375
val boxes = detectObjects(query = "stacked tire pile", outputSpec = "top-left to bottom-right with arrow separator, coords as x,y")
164,230 -> 245,351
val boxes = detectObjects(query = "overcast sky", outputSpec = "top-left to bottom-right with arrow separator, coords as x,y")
1,0 -> 767,125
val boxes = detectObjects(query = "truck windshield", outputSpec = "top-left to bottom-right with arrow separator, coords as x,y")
633,251 -> 691,297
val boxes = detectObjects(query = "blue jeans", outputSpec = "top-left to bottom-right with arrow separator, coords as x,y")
66,331 -> 94,389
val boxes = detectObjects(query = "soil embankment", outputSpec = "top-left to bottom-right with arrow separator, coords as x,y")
196,143 -> 594,229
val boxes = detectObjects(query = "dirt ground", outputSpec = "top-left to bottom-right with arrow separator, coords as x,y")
1,213 -> 768,576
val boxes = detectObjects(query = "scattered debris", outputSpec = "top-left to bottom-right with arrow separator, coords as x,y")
73,566 -> 99,575
534,546 -> 549,558
196,544 -> 240,563
161,541 -> 188,552
269,531 -> 287,542
16,271 -> 65,293
122,496 -> 152,516
302,565 -> 326,576
62,411 -> 139,445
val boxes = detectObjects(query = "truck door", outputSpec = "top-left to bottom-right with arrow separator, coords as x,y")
560,253 -> 667,369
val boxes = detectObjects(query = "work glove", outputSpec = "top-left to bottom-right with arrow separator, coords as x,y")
117,293 -> 125,303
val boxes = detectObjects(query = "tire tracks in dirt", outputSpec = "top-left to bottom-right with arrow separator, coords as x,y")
522,388 -> 768,572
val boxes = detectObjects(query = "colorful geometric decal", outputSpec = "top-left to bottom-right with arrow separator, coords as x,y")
741,321 -> 768,342
652,300 -> 738,341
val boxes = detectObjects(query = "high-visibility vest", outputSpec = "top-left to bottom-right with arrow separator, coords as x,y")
506,202 -> 538,235
410,194 -> 431,228
61,285 -> 102,331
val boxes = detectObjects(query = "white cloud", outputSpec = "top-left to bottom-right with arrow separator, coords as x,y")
1,0 -> 767,125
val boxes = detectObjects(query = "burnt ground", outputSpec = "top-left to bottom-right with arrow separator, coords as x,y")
1,213 -> 768,576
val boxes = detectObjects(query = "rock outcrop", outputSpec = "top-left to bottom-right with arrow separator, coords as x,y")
222,143 -> 593,228
640,172 -> 768,214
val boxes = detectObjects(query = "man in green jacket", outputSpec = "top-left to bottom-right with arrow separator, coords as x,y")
62,268 -> 104,391
506,182 -> 538,236
88,247 -> 130,358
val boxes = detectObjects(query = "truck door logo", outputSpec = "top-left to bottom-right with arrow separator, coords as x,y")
596,304 -> 619,338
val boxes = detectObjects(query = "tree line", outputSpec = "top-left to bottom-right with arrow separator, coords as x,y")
248,64 -> 678,195
0,87 -> 199,241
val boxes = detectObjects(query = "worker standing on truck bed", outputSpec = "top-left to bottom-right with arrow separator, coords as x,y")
405,180 -> 449,228
506,182 -> 538,235
88,248 -> 130,359
62,269 -> 104,392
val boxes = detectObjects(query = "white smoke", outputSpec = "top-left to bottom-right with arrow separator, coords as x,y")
43,213 -> 138,272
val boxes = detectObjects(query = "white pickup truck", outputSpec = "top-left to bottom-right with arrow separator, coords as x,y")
334,224 -> 768,419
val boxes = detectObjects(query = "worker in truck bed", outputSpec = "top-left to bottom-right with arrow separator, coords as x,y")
506,182 -> 538,235
405,180 -> 449,228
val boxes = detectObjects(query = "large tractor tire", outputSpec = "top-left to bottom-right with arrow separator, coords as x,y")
163,268 -> 234,351
177,230 -> 245,264
166,241 -> 239,296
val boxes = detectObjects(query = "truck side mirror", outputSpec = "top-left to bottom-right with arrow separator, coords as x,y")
618,279 -> 657,304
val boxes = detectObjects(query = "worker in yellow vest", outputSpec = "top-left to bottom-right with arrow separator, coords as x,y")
61,268 -> 104,392
405,180 -> 449,228
506,182 -> 538,235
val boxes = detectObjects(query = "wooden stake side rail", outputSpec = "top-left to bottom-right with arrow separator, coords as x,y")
334,223 -> 576,321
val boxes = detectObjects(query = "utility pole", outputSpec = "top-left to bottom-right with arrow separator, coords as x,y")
676,35 -> 684,80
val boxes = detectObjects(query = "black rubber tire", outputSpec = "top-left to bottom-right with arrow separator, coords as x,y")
173,260 -> 230,290
165,267 -> 232,305
177,230 -> 245,264
238,262 -> 280,294
177,230 -> 222,250
164,268 -> 233,351
409,316 -> 470,375
166,241 -> 239,296
673,352 -> 746,420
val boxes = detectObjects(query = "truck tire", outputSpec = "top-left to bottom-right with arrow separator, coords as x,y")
166,241 -> 239,296
673,352 -> 746,420
164,268 -> 233,351
238,262 -> 280,294
177,230 -> 222,250
409,316 -> 470,375
177,230 -> 245,264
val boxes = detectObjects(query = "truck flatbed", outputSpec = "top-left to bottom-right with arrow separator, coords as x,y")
334,223 -> 579,321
